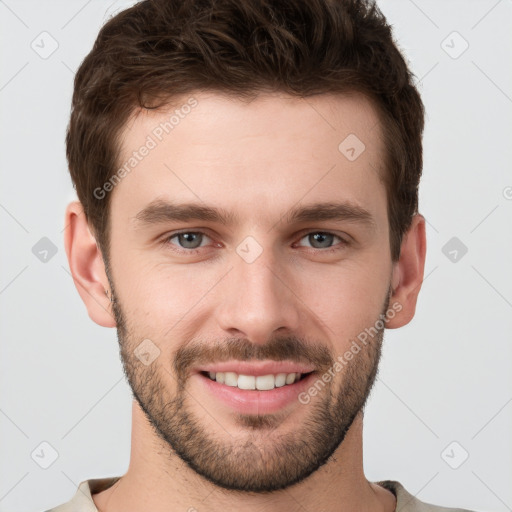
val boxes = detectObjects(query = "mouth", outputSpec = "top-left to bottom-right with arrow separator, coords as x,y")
199,370 -> 314,390
194,365 -> 318,415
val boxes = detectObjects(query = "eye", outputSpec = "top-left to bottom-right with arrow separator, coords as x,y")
295,231 -> 349,251
161,229 -> 350,256
165,231 -> 213,252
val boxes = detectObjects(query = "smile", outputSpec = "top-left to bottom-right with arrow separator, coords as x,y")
202,371 -> 313,390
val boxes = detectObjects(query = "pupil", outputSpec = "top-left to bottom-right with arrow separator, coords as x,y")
180,233 -> 201,248
311,232 -> 332,248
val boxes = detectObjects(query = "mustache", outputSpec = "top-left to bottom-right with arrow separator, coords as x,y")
173,335 -> 334,380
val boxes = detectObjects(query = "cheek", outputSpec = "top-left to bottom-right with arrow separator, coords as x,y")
295,260 -> 389,341
111,237 -> 390,343
115,260 -> 220,330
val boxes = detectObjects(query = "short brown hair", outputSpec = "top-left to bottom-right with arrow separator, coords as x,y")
66,0 -> 424,262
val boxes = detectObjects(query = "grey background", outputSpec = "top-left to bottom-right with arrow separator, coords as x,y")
1,0 -> 511,511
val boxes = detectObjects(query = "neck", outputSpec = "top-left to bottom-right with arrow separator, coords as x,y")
92,400 -> 395,512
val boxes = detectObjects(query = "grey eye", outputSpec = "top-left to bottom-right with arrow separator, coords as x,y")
301,232 -> 338,249
173,232 -> 205,249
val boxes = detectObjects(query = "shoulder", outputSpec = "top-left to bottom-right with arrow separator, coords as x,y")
42,476 -> 121,512
376,480 -> 479,512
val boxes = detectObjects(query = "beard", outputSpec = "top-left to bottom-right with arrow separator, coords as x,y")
108,275 -> 391,494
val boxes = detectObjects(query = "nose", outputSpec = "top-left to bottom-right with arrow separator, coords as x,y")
216,247 -> 301,345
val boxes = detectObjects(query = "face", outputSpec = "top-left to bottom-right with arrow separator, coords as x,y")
105,91 -> 395,492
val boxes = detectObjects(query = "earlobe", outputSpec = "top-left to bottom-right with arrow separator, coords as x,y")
386,214 -> 427,329
63,201 -> 117,328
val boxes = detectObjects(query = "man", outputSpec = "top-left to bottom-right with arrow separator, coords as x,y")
47,0 -> 477,510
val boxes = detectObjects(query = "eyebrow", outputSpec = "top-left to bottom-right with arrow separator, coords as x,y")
133,199 -> 376,231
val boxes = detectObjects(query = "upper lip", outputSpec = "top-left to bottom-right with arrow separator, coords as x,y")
195,360 -> 316,377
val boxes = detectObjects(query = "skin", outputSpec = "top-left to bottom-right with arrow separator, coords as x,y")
64,90 -> 426,512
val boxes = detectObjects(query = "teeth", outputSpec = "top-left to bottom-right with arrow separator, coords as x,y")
238,374 -> 255,390
285,373 -> 296,385
207,371 -> 304,389
224,372 -> 238,387
256,374 -> 275,390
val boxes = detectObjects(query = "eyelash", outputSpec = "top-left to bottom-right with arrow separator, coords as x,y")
161,229 -> 350,255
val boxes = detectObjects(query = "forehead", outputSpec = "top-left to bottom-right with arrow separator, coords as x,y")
111,90 -> 387,228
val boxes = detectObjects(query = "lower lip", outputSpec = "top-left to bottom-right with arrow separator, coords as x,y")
196,372 -> 316,415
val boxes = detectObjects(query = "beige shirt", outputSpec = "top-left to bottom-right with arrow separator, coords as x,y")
43,477 -> 476,512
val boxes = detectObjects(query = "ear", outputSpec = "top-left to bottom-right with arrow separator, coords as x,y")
63,201 -> 116,328
386,213 -> 426,329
